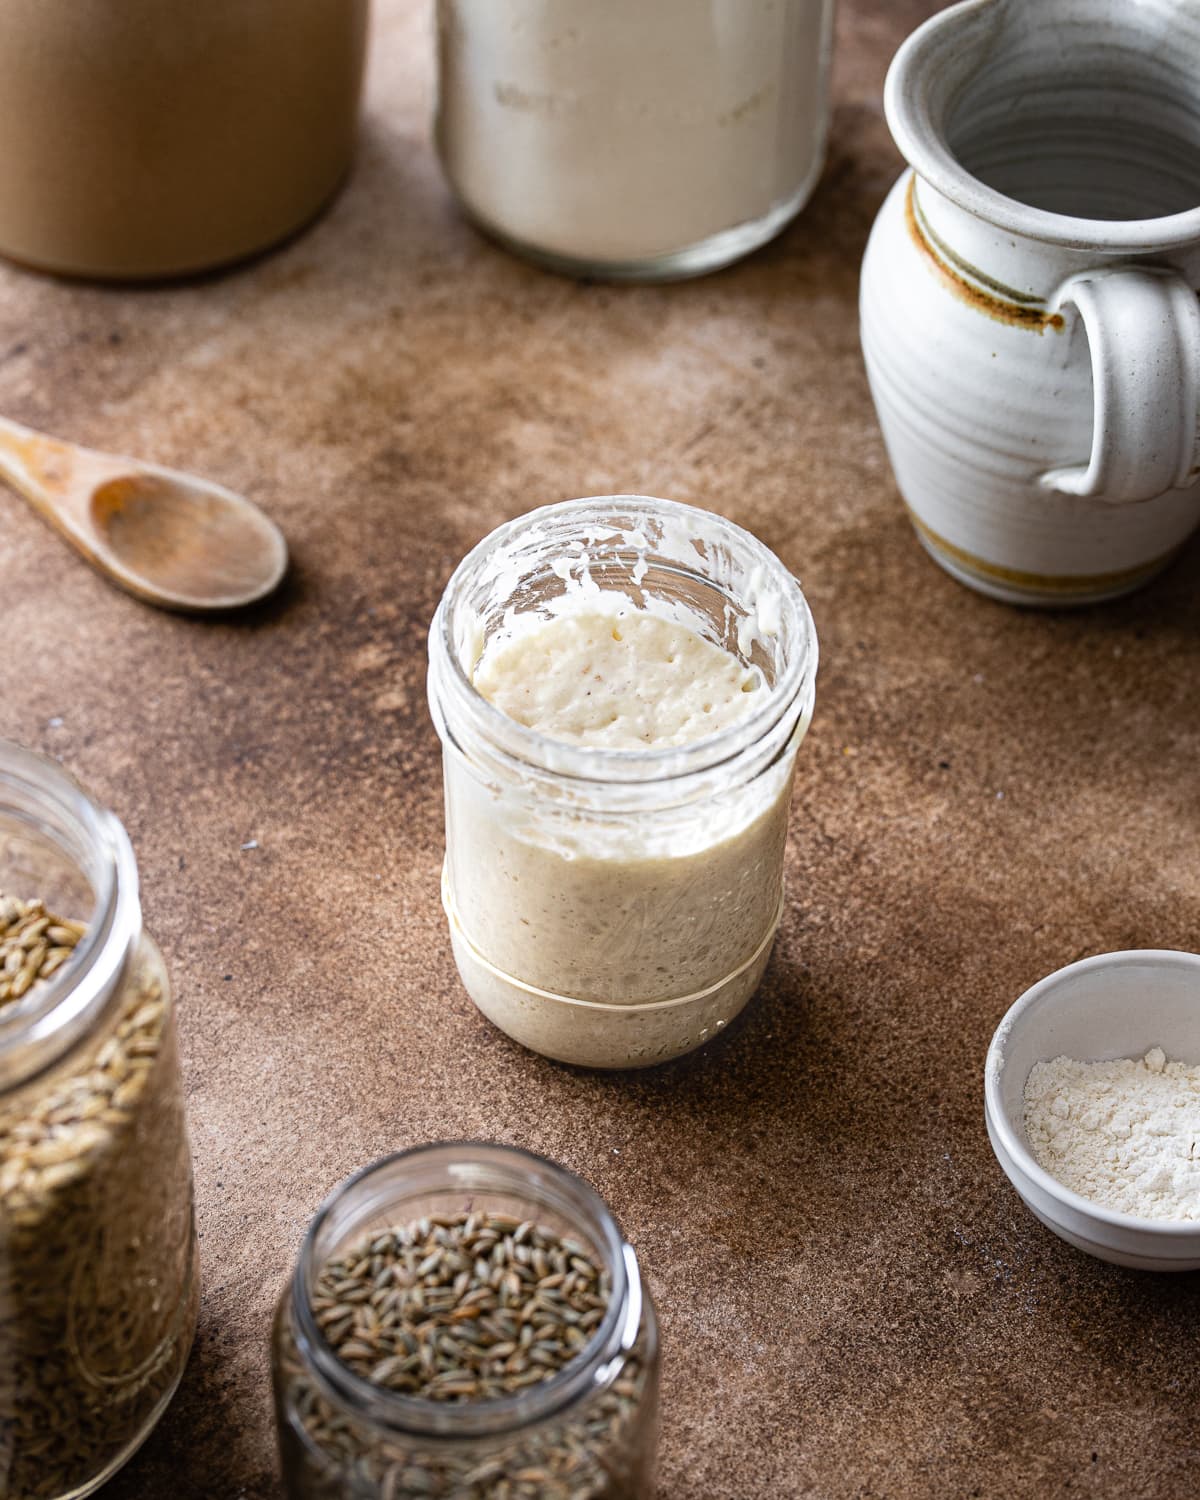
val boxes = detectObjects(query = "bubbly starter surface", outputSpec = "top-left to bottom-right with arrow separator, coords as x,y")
473,610 -> 762,750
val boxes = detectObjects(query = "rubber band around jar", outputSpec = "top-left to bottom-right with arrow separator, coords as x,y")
441,862 -> 785,1013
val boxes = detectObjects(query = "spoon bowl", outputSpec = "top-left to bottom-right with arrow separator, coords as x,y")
89,471 -> 287,610
0,415 -> 288,611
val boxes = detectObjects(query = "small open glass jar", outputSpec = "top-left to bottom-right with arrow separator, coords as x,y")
272,1143 -> 659,1500
428,496 -> 818,1068
435,0 -> 835,281
0,740 -> 198,1498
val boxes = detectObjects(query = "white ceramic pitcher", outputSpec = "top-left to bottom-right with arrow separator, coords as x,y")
860,0 -> 1200,605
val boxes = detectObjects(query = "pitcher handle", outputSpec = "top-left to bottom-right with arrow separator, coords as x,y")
1040,267 -> 1200,505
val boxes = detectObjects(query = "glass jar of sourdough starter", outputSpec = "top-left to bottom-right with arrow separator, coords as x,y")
0,740 -> 198,1498
434,0 -> 836,281
272,1143 -> 659,1500
428,496 -> 818,1069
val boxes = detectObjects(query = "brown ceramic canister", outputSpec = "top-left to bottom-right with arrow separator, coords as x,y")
0,0 -> 369,279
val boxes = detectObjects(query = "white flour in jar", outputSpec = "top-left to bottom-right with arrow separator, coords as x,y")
1024,1048 -> 1200,1221
434,0 -> 833,266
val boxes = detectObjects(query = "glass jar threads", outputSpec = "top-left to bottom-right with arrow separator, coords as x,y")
0,740 -> 198,1498
434,0 -> 836,281
272,1143 -> 659,1500
428,496 -> 818,1069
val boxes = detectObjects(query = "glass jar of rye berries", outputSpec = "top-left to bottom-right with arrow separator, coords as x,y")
0,740 -> 198,1499
272,1143 -> 659,1500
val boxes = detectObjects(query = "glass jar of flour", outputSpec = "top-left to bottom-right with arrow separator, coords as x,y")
434,0 -> 836,280
428,496 -> 818,1068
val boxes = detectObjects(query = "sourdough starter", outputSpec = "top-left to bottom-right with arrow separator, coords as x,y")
474,611 -> 763,750
435,0 -> 833,268
446,605 -> 794,1015
431,495 -> 817,1068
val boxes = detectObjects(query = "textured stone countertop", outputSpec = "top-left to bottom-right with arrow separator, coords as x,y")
1,2 -> 1198,1496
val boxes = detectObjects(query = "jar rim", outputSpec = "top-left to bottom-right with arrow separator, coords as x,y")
290,1142 -> 643,1441
429,495 -> 818,789
0,739 -> 141,1092
884,0 -> 1200,253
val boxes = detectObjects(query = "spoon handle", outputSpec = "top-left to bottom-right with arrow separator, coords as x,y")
0,415 -> 115,532
0,415 -> 76,515
0,414 -> 55,506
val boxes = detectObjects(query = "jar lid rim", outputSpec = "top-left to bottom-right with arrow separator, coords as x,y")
429,495 -> 818,788
0,739 -> 140,1089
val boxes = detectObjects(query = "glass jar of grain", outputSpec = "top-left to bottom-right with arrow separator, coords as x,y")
0,740 -> 198,1498
272,1143 -> 659,1500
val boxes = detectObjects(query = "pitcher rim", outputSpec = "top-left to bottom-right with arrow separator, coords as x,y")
884,0 -> 1200,253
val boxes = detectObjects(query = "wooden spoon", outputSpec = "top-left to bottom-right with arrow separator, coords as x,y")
0,415 -> 288,611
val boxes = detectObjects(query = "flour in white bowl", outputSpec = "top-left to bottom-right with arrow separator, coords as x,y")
1024,1048 -> 1200,1221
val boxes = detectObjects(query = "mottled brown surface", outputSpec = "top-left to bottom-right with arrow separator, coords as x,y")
1,2 -> 1198,1497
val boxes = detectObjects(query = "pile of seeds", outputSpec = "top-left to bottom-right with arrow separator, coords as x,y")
0,901 -> 197,1499
314,1212 -> 611,1402
278,1212 -> 654,1500
0,894 -> 85,1007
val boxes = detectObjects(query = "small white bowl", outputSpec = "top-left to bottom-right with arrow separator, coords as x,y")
985,949 -> 1200,1272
